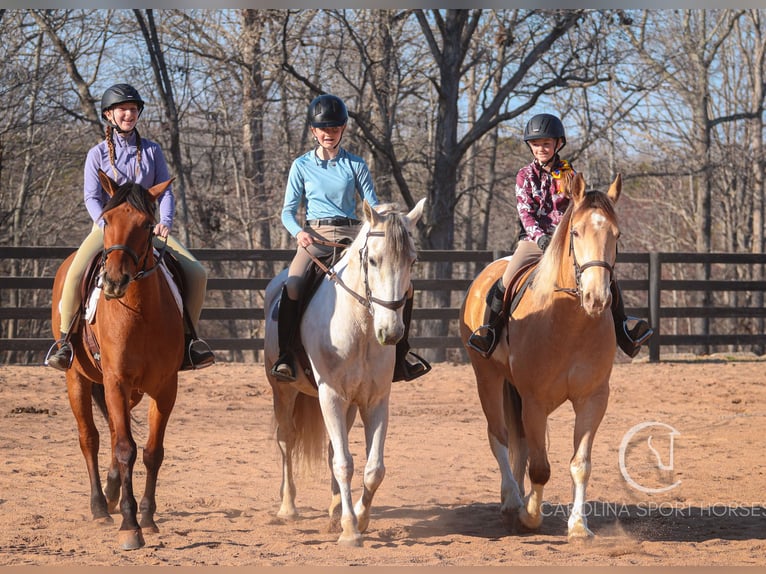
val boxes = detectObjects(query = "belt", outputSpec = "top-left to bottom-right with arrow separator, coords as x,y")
306,217 -> 361,227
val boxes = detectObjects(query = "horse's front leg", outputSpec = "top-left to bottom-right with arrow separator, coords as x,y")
319,387 -> 360,547
66,374 -> 112,524
328,405 -> 358,521
354,396 -> 389,533
568,387 -> 609,542
104,380 -> 144,550
139,384 -> 177,534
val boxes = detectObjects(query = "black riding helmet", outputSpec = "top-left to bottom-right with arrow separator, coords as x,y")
101,84 -> 145,129
307,94 -> 348,128
523,113 -> 566,151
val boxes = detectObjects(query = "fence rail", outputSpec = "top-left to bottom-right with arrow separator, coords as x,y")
2,246 -> 766,363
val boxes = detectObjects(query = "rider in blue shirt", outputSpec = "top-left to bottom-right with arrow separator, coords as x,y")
271,94 -> 430,383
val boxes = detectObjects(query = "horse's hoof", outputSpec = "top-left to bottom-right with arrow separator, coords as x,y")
337,532 -> 363,547
118,528 -> 145,550
518,508 -> 543,530
567,523 -> 595,543
500,507 -> 522,533
277,509 -> 298,521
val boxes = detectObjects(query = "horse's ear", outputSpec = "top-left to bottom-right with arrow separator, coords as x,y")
406,198 -> 426,230
97,169 -> 118,198
147,177 -> 176,201
364,200 -> 383,226
607,173 -> 622,204
570,172 -> 587,203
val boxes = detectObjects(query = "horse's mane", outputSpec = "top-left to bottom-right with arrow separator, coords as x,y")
531,189 -> 617,303
101,182 -> 156,219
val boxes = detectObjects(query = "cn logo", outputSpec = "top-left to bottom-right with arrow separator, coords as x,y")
619,421 -> 682,494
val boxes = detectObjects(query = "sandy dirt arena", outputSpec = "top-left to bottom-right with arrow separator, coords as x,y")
1,356 -> 765,568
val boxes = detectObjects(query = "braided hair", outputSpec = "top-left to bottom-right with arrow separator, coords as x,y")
104,123 -> 142,182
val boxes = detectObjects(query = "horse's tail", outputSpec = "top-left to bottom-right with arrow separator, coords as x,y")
291,393 -> 327,474
91,382 -> 109,423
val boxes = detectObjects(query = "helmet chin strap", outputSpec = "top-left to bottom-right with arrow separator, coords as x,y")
108,121 -> 134,135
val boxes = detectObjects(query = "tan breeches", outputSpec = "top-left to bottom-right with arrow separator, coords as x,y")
58,224 -> 207,335
501,239 -> 543,289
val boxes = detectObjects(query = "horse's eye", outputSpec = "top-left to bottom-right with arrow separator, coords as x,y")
368,257 -> 378,267
571,229 -> 580,238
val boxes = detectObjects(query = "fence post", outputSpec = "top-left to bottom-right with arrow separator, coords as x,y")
648,252 -> 661,362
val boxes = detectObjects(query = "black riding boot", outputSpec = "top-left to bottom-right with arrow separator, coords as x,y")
393,295 -> 432,382
467,278 -> 506,358
271,289 -> 301,382
611,281 -> 653,358
46,332 -> 73,372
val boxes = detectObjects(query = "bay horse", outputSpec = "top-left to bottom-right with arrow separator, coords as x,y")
50,170 -> 184,550
264,199 -> 426,547
459,172 -> 621,541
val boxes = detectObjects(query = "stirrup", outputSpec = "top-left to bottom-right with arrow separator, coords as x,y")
181,338 -> 215,371
270,354 -> 296,382
626,317 -> 653,346
619,318 -> 653,358
394,351 -> 432,382
45,339 -> 73,371
467,324 -> 496,358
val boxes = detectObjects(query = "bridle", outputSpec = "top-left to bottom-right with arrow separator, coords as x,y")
101,224 -> 167,290
304,229 -> 409,316
554,225 -> 616,305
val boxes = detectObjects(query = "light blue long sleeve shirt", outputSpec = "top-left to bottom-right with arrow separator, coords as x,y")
83,131 -> 175,229
280,147 -> 379,238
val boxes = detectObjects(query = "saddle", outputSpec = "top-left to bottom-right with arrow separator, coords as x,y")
272,243 -> 350,388
78,250 -> 188,371
481,261 -> 539,358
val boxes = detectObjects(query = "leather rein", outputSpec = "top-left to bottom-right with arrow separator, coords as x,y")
303,232 -> 408,316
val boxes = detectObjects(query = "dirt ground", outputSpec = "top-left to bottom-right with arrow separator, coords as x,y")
1,354 -> 765,568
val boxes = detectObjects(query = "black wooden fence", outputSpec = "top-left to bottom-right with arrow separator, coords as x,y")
2,246 -> 766,364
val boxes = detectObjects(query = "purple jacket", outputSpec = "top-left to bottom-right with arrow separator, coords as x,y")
83,131 -> 175,229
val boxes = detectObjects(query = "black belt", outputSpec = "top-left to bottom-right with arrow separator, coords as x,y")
306,217 -> 361,227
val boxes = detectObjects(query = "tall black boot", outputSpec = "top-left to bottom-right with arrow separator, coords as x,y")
393,294 -> 431,382
270,287 -> 301,382
611,281 -> 653,358
467,278 -> 506,358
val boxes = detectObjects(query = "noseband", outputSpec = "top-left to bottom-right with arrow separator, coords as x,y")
102,227 -> 167,285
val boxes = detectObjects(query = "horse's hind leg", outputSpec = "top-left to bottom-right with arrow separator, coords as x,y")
139,385 -> 177,534
272,386 -> 299,520
66,373 -> 112,524
476,369 -> 524,520
354,398 -> 388,534
519,399 -> 550,531
568,386 -> 609,541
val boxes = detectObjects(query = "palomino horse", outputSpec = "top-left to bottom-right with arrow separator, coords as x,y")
264,199 -> 426,547
50,170 -> 184,550
459,172 -> 621,541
